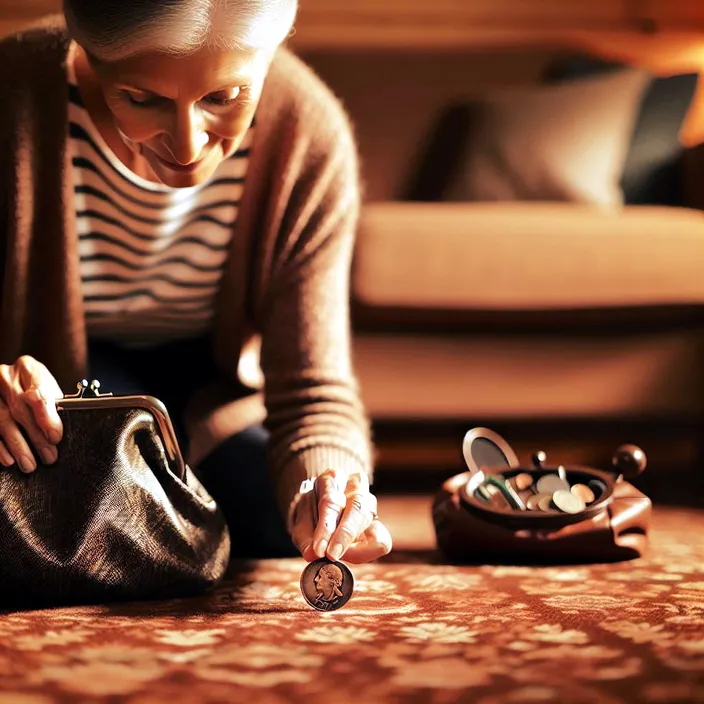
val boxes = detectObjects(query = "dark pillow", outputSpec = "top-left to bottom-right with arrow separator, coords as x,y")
405,67 -> 651,207
404,104 -> 473,202
543,55 -> 699,206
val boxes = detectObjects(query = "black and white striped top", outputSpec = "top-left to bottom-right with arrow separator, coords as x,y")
66,54 -> 251,347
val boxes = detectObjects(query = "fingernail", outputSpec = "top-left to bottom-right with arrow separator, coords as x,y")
46,429 -> 62,445
19,454 -> 37,473
328,542 -> 343,561
316,539 -> 329,557
40,446 -> 58,465
0,446 -> 14,467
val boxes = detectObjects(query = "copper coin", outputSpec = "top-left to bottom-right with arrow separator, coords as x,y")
538,495 -> 555,512
512,473 -> 535,491
536,474 -> 570,494
300,558 -> 354,612
571,484 -> 595,504
552,490 -> 586,515
527,493 -> 552,511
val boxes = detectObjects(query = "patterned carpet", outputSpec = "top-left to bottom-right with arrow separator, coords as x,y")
0,499 -> 702,704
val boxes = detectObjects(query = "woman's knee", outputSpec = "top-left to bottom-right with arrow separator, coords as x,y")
195,425 -> 297,558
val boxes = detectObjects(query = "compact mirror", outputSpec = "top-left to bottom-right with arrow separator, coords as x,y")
462,427 -> 519,475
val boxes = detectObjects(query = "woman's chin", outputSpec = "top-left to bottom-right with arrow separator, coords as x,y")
145,148 -> 222,188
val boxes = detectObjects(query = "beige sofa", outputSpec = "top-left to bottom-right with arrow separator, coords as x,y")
300,47 -> 704,470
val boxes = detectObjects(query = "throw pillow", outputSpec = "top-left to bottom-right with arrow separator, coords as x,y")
435,67 -> 651,207
543,55 -> 699,206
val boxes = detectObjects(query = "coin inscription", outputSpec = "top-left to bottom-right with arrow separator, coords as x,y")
300,558 -> 354,612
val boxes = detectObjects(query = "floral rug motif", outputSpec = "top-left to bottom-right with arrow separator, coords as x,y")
0,507 -> 703,703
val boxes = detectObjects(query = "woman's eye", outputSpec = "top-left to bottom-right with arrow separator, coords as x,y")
202,87 -> 243,107
124,92 -> 155,107
204,96 -> 234,107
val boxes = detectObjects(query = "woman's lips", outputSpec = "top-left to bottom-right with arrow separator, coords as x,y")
152,150 -> 208,174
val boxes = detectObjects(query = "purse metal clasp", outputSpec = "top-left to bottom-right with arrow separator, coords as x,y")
58,380 -> 185,480
64,379 -> 114,400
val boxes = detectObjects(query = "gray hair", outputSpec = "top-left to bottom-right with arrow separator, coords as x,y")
63,0 -> 298,61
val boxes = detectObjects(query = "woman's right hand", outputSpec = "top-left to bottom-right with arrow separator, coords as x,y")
0,356 -> 63,472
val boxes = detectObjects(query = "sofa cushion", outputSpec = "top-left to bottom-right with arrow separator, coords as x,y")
353,202 -> 704,312
414,68 -> 650,206
542,55 -> 699,207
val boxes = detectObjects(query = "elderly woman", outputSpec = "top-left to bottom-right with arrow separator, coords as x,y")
0,0 -> 391,564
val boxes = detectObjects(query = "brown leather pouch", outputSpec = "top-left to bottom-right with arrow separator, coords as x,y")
433,428 -> 651,564
0,380 -> 230,610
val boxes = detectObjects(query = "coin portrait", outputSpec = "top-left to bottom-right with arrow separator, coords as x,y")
300,558 -> 354,611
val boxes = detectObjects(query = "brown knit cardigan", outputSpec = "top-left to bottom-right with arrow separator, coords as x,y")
0,18 -> 372,520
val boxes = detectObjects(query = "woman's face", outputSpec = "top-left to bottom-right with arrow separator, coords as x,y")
88,46 -> 270,188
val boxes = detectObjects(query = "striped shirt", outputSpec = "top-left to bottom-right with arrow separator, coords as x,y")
66,54 -> 251,347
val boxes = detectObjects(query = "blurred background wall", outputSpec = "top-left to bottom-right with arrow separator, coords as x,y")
3,0 -> 704,143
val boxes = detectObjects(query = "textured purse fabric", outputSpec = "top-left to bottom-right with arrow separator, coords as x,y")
0,407 -> 230,610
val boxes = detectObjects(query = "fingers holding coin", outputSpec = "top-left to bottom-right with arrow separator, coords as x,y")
291,469 -> 347,563
293,468 -> 393,565
290,489 -> 318,562
324,471 -> 386,562
311,469 -> 348,558
342,516 -> 393,564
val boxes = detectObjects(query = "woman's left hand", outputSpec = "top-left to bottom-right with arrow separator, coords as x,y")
291,468 -> 392,564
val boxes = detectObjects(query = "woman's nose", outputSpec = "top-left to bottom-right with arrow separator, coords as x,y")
163,106 -> 208,165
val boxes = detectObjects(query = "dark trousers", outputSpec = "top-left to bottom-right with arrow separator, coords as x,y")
87,337 -> 297,559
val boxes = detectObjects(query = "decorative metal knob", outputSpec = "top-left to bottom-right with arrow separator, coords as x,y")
69,379 -> 106,398
532,450 -> 547,469
612,444 -> 647,480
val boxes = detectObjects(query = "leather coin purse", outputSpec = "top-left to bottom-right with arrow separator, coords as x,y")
0,379 -> 230,610
433,427 -> 652,563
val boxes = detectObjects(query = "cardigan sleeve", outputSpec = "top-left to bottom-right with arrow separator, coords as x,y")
257,105 -> 373,522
